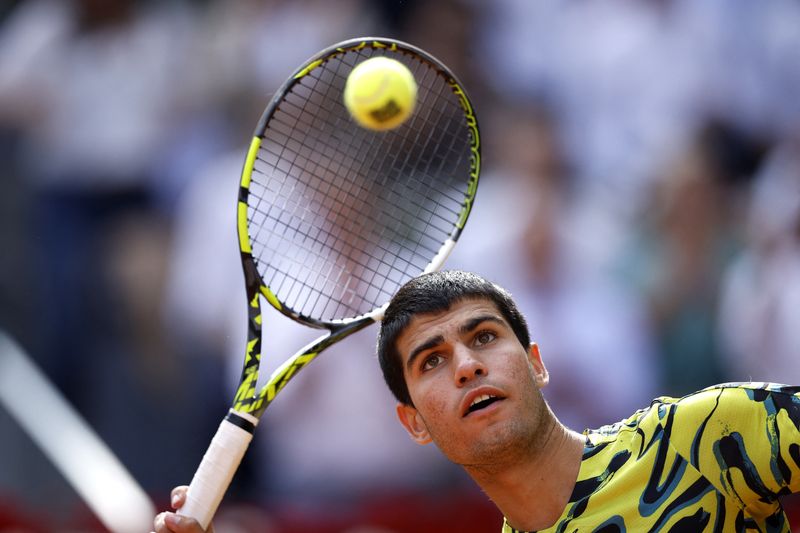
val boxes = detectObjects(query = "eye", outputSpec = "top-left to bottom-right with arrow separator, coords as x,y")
421,353 -> 444,372
474,330 -> 496,346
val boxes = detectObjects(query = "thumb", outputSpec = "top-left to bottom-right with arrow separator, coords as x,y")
165,512 -> 209,532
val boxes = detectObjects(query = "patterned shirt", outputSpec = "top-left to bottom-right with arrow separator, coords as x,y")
503,383 -> 800,532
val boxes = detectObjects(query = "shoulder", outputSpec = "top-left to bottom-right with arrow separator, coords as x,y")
584,382 -> 800,452
655,382 -> 800,477
669,382 -> 800,426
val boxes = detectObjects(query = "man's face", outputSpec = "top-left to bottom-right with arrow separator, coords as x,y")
394,298 -> 549,466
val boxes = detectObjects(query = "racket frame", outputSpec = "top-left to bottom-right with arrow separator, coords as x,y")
179,37 -> 480,529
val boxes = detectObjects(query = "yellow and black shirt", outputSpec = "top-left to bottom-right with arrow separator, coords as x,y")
504,383 -> 800,532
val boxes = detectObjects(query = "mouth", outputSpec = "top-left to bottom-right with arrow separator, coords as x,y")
463,392 -> 504,417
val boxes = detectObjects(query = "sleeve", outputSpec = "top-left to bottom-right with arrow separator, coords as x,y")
667,383 -> 800,518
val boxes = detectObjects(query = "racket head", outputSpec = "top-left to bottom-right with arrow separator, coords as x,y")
238,37 -> 481,330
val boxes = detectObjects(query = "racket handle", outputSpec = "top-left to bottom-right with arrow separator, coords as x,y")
178,409 -> 258,529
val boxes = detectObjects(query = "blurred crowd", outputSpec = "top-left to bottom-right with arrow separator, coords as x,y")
0,0 -> 799,531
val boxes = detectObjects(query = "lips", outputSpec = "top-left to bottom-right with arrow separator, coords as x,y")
462,388 -> 505,417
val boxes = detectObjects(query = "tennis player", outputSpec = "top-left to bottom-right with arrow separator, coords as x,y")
155,270 -> 800,532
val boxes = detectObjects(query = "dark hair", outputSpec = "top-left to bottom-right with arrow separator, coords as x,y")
377,270 -> 531,405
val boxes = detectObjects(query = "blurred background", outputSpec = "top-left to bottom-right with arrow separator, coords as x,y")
0,0 -> 799,531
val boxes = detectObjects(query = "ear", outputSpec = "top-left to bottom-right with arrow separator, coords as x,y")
528,342 -> 549,388
396,402 -> 433,445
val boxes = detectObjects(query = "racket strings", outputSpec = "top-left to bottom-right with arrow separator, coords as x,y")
256,141 -> 457,314
256,144 -> 459,315
247,48 -> 472,322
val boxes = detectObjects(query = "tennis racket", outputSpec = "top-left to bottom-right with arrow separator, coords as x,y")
179,37 -> 481,528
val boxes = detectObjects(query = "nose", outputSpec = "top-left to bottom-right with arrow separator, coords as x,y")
453,345 -> 487,385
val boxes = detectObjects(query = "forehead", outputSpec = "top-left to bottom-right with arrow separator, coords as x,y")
395,298 -> 506,356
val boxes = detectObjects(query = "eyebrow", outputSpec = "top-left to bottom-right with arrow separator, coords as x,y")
405,314 -> 506,372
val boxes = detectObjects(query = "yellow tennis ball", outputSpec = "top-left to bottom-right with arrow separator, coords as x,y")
344,57 -> 417,131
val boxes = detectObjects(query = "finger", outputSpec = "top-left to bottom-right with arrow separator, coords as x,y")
165,512 -> 206,532
170,485 -> 189,510
153,512 -> 169,533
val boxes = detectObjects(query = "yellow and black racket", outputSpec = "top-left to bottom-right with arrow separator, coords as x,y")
179,37 -> 480,528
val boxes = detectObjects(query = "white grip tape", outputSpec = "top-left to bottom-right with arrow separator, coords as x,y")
179,410 -> 257,529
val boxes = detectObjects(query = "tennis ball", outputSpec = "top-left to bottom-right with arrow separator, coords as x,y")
344,57 -> 417,131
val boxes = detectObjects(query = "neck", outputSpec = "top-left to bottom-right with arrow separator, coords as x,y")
465,415 -> 585,532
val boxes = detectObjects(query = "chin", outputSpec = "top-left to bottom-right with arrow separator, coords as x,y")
453,421 -> 534,467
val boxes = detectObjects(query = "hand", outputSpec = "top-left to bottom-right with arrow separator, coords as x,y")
152,486 -> 214,533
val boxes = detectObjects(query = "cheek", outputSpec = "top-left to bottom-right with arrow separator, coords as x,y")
413,381 -> 450,420
500,356 -> 540,390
